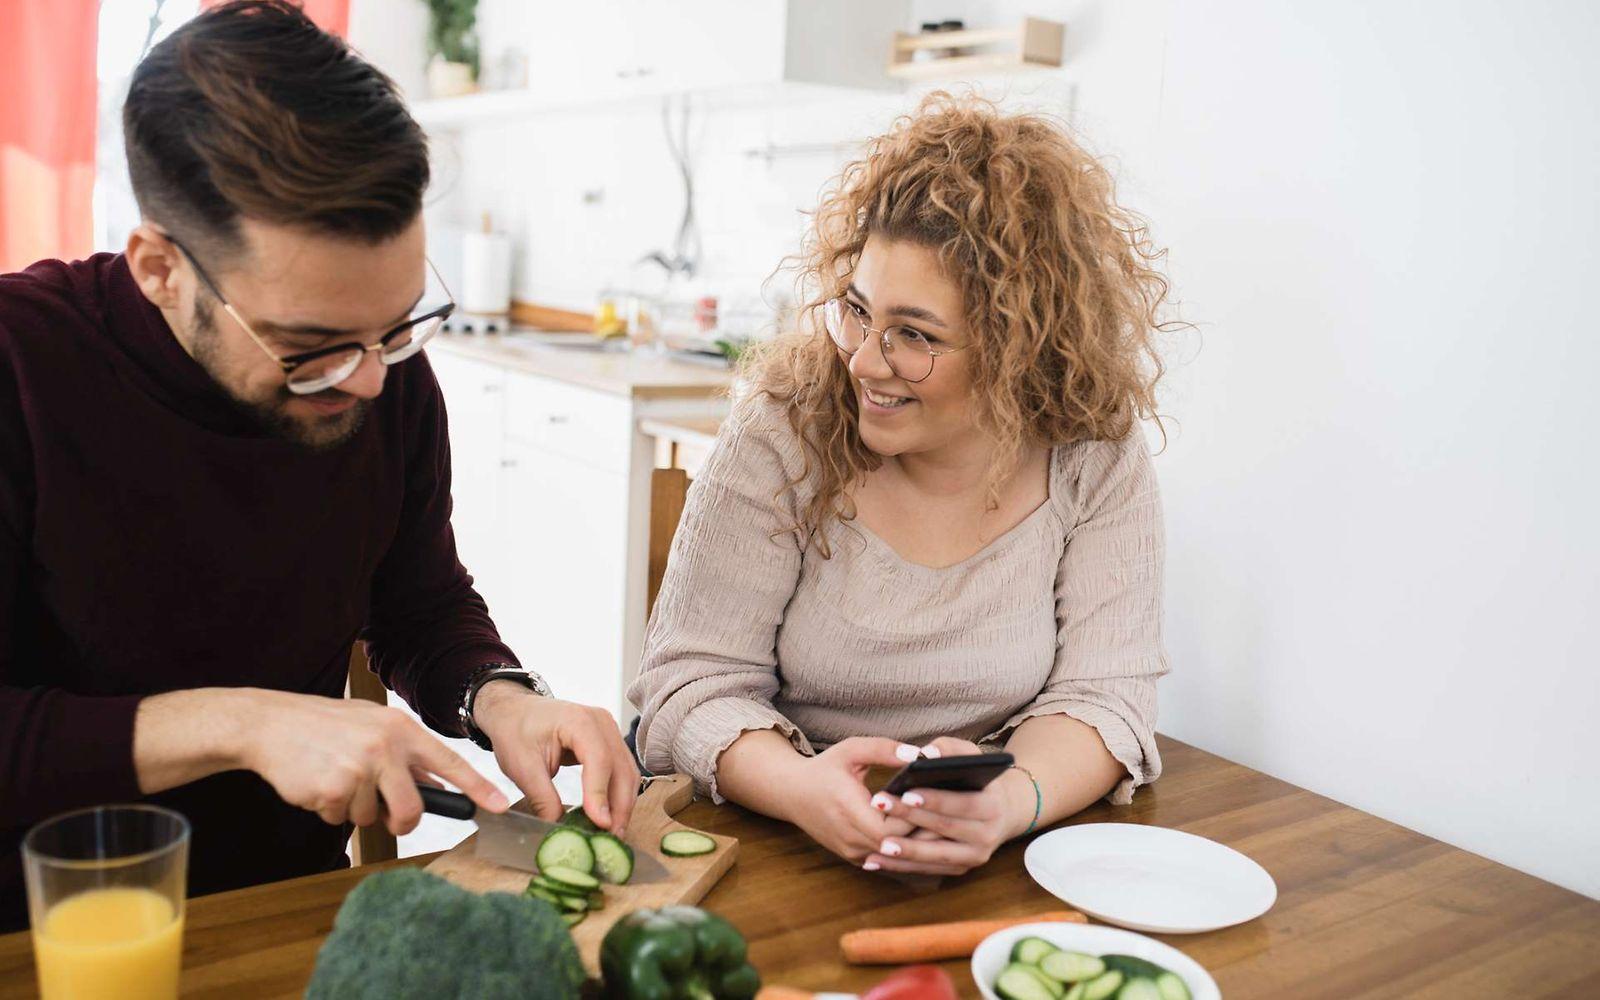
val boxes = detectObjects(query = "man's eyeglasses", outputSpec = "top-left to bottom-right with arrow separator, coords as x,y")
823,297 -> 966,384
168,236 -> 455,396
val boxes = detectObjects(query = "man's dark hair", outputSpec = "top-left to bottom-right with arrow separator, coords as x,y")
123,0 -> 428,255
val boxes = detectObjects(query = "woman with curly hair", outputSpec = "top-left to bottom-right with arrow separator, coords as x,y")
629,94 -> 1172,877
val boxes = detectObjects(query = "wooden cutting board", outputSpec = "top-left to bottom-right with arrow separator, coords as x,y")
425,775 -> 737,972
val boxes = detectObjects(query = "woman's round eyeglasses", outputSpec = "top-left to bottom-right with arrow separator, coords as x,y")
823,297 -> 965,383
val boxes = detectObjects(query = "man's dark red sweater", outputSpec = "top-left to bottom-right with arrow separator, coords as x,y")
0,253 -> 517,930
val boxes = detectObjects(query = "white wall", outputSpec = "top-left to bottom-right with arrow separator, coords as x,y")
1140,1 -> 1600,899
356,0 -> 1600,895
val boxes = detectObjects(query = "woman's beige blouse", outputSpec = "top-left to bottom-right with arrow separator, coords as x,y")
629,395 -> 1168,804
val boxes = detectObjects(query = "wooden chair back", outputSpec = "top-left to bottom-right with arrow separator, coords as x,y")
647,467 -> 691,617
345,644 -> 399,865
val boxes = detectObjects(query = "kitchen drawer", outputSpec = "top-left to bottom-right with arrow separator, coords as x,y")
503,370 -> 633,474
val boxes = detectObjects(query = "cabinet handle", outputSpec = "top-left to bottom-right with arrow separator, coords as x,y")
547,414 -> 571,425
483,384 -> 501,394
500,458 -> 518,468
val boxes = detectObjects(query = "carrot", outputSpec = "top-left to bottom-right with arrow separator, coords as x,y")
755,989 -> 816,1000
839,911 -> 1086,965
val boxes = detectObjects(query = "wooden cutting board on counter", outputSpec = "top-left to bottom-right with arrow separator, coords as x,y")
425,774 -> 737,972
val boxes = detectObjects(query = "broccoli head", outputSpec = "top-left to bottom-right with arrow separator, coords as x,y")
306,868 -> 584,1000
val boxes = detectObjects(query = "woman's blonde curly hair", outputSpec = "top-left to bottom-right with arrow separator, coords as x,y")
742,92 -> 1172,555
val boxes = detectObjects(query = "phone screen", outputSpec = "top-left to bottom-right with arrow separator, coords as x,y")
882,751 -> 1014,795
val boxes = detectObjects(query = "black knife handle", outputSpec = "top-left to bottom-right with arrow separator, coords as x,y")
417,783 -> 477,821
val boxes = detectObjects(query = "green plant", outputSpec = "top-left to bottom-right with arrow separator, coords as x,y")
306,869 -> 584,1000
425,0 -> 480,75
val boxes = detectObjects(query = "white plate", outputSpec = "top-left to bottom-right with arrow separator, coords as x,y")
972,921 -> 1219,1000
1024,823 -> 1277,934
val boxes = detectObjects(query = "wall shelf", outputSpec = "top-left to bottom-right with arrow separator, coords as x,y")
887,17 -> 1065,81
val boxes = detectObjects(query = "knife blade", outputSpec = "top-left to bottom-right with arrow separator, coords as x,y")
415,784 -> 671,883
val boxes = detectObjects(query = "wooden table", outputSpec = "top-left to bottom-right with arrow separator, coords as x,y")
4,736 -> 1597,998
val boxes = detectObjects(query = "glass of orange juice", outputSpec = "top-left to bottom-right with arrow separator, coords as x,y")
22,805 -> 190,1000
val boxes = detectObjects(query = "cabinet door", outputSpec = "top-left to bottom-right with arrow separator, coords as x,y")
522,1 -> 639,102
426,349 -> 507,601
494,440 -> 631,721
628,0 -> 787,93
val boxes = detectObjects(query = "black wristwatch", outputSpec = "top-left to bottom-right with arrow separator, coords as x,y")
458,664 -> 552,751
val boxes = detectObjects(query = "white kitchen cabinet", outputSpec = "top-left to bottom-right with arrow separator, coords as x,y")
495,441 -> 629,716
426,350 -> 507,598
393,340 -> 725,857
414,0 -> 910,127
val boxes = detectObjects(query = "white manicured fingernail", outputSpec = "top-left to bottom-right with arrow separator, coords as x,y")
921,744 -> 942,759
880,839 -> 902,857
870,792 -> 894,812
895,744 -> 920,762
863,860 -> 881,871
902,791 -> 924,808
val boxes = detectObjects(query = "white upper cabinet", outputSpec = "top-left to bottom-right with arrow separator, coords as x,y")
416,0 -> 909,125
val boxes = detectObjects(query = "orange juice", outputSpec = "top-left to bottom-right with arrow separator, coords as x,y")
33,887 -> 182,1000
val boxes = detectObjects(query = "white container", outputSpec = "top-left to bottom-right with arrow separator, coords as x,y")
971,922 -> 1219,1000
460,230 -> 512,316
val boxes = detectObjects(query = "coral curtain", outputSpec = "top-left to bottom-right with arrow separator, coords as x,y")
201,0 -> 349,37
0,0 -> 100,273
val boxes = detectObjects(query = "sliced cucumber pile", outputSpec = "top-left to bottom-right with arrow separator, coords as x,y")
527,806 -> 721,929
995,942 -> 1192,1000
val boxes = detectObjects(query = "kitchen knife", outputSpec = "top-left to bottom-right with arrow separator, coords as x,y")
415,784 -> 671,883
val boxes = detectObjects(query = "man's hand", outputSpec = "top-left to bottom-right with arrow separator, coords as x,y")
234,689 -> 509,836
472,681 -> 640,836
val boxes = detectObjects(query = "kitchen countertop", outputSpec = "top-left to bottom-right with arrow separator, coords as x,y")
429,332 -> 734,399
5,735 -> 1597,998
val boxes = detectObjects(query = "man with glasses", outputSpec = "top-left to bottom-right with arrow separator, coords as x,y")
0,1 -> 638,931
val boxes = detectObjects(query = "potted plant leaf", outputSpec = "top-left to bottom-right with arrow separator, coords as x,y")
425,0 -> 480,98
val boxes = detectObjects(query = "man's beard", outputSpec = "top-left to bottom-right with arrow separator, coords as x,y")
189,297 -> 372,451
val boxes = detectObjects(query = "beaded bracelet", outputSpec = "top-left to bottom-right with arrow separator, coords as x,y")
1010,763 -> 1043,835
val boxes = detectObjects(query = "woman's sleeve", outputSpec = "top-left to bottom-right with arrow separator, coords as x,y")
985,431 -> 1169,804
628,400 -> 816,801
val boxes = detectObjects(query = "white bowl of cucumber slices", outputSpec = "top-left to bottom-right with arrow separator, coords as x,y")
972,922 -> 1218,1000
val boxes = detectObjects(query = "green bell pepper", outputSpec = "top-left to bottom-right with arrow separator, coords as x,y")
600,906 -> 761,1000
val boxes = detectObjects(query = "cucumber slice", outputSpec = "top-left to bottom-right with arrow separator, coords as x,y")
1081,972 -> 1123,1000
559,806 -> 602,834
660,830 -> 717,857
586,891 -> 605,911
557,893 -> 588,913
1062,986 -> 1086,1000
1154,973 -> 1191,1000
529,875 -> 590,899
541,865 -> 601,891
1011,937 -> 1061,966
1118,981 -> 1161,1000
536,828 -> 595,875
1100,956 -> 1167,981
1022,966 -> 1065,999
525,886 -> 563,908
1040,951 -> 1105,984
560,911 -> 585,928
590,832 -> 635,884
995,964 -> 1058,1000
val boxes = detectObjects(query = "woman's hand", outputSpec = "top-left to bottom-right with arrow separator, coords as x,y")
865,736 -> 1034,876
780,737 -> 923,864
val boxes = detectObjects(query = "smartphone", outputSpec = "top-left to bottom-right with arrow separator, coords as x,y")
882,751 -> 1014,795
